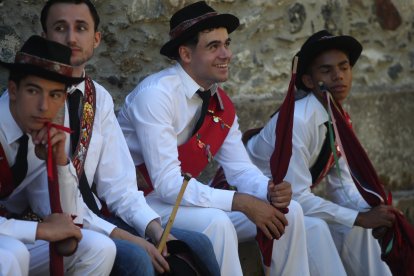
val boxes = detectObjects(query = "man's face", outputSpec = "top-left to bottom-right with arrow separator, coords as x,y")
302,49 -> 353,104
43,3 -> 101,77
181,27 -> 232,89
9,75 -> 67,133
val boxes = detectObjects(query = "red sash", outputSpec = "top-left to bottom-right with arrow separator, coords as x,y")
0,143 -> 14,200
137,87 -> 236,195
71,76 -> 96,177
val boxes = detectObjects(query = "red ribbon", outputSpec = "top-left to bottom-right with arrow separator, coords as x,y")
46,122 -> 72,276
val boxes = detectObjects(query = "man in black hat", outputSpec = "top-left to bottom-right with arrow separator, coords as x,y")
39,0 -> 220,275
0,35 -> 116,275
118,1 -> 310,275
245,30 -> 394,275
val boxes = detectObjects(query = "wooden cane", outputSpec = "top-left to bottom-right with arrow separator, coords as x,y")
157,173 -> 192,253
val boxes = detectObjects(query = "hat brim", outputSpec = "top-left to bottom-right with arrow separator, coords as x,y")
0,62 -> 84,85
296,35 -> 362,91
160,13 -> 240,59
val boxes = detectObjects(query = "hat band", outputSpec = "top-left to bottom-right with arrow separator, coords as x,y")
15,52 -> 73,77
169,12 -> 218,39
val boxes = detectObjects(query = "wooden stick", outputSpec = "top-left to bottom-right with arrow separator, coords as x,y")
157,173 -> 192,253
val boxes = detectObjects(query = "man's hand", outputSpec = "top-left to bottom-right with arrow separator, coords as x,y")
110,227 -> 170,274
354,205 -> 399,229
267,180 -> 292,209
31,125 -> 68,166
145,219 -> 177,256
36,213 -> 82,242
232,193 -> 288,240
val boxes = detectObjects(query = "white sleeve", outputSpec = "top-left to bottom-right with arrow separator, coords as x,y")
325,157 -> 371,211
90,88 -> 159,237
0,216 -> 38,244
215,116 -> 269,201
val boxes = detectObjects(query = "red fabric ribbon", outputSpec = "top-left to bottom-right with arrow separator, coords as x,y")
46,122 -> 72,276
323,91 -> 414,276
256,57 -> 297,269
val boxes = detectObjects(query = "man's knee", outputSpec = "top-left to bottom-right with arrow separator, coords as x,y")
112,239 -> 154,276
78,229 -> 116,262
0,236 -> 29,276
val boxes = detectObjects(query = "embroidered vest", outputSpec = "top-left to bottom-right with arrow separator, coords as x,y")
137,87 -> 236,195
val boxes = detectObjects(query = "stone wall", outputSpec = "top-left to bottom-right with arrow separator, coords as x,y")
1,0 -> 413,222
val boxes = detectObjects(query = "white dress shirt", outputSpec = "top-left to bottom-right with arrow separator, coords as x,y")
65,79 -> 160,237
0,94 -> 83,243
246,92 -> 370,228
117,63 -> 269,211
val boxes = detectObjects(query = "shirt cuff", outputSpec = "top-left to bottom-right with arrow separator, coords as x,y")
0,220 -> 39,244
131,206 -> 160,237
209,189 -> 236,211
335,206 -> 359,228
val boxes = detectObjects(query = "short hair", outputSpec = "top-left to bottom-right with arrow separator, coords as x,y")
8,70 -> 69,91
172,28 -> 218,61
41,0 -> 100,32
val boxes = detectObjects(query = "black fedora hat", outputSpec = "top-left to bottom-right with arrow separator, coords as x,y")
295,30 -> 362,91
160,1 -> 240,59
0,35 -> 83,85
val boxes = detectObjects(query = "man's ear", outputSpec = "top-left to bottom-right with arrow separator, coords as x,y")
93,31 -> 101,49
301,74 -> 315,90
8,80 -> 18,101
178,45 -> 192,64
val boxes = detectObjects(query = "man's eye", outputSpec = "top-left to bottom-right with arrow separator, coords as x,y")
54,26 -> 65,32
51,92 -> 64,99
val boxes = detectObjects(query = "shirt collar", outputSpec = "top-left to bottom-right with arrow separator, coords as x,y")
175,63 -> 224,110
0,94 -> 25,145
67,71 -> 86,96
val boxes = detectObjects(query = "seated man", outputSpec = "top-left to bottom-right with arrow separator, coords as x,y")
117,1 -> 309,275
0,35 -> 116,276
37,0 -> 220,275
245,30 -> 395,275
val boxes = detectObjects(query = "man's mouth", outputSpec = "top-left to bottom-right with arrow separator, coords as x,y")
215,63 -> 228,69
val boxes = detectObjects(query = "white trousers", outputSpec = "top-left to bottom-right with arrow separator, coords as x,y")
228,200 -> 310,276
303,216 -> 346,276
147,193 -> 310,276
0,235 -> 30,276
328,223 -> 392,276
1,229 -> 116,276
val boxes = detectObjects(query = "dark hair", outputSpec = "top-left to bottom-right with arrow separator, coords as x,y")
172,27 -> 218,61
8,70 -> 27,86
41,0 -> 100,32
8,70 -> 68,90
170,33 -> 199,61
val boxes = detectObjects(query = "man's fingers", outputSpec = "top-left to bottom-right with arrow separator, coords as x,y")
153,253 -> 170,274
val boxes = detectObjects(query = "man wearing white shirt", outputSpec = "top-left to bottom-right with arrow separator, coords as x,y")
0,35 -> 116,276
118,1 -> 309,275
39,0 -> 220,275
245,30 -> 395,275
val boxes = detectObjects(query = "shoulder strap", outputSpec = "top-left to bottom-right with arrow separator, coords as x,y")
70,76 -> 100,215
